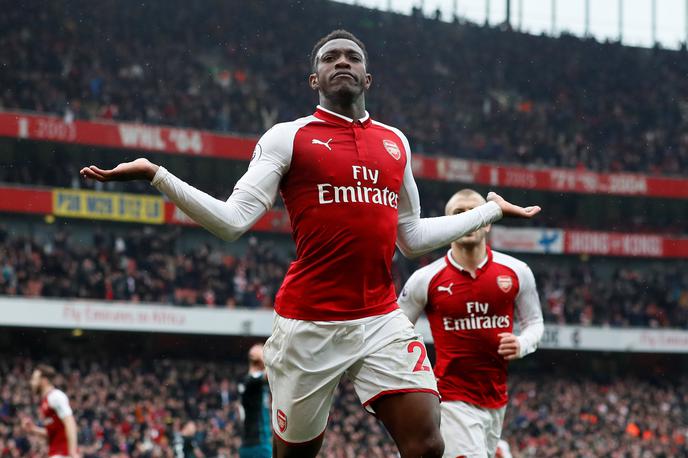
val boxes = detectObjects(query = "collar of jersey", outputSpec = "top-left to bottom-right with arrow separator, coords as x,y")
445,246 -> 492,276
315,105 -> 371,128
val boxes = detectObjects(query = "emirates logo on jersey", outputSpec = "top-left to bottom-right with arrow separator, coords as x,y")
383,139 -> 401,160
277,409 -> 288,432
497,275 -> 513,293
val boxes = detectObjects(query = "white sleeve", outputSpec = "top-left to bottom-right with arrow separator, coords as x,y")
47,390 -> 73,419
514,264 -> 544,358
151,124 -> 292,242
397,269 -> 430,324
395,131 -> 503,258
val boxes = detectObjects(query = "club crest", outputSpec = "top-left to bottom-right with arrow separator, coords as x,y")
497,275 -> 513,293
383,139 -> 401,160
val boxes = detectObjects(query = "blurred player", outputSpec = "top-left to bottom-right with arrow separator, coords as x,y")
21,364 -> 78,458
237,343 -> 271,458
399,189 -> 544,458
173,420 -> 204,458
80,30 -> 540,458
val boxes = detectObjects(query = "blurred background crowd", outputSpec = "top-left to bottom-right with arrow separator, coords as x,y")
1,356 -> 685,458
1,0 -> 687,457
2,0 -> 688,174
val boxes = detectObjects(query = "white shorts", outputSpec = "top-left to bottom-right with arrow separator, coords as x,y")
263,309 -> 438,443
441,401 -> 506,458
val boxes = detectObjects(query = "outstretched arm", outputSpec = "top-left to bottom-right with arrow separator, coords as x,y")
395,148 -> 540,259
81,126 -> 292,242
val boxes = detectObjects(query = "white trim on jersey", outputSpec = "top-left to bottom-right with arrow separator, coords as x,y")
446,251 -> 489,272
492,251 -> 544,357
151,116 -> 320,241
369,120 -> 504,259
398,249 -> 544,358
316,104 -> 370,123
398,256 -> 446,324
152,107 -> 502,252
47,389 -> 73,419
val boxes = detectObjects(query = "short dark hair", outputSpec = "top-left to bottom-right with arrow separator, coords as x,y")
310,29 -> 368,72
35,364 -> 57,382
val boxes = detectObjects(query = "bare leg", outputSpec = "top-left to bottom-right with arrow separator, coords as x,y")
373,392 -> 444,458
272,431 -> 325,458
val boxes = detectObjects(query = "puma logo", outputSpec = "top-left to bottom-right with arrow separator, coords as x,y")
312,138 -> 333,151
437,283 -> 453,295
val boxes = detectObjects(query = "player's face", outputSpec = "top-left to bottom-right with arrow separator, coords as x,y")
310,39 -> 372,102
249,344 -> 264,363
30,370 -> 41,394
448,195 -> 490,246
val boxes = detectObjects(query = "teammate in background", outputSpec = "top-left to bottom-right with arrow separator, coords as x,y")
21,364 -> 79,458
173,420 -> 204,458
238,344 -> 271,458
399,189 -> 544,458
80,30 -> 541,458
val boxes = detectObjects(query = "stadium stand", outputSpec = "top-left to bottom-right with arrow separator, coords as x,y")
1,225 -> 686,328
2,352 -> 686,457
1,0 -> 687,456
1,0 -> 688,174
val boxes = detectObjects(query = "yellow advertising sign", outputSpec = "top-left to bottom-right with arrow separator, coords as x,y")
52,189 -> 164,224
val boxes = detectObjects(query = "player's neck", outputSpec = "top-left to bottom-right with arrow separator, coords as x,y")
40,384 -> 54,398
450,243 -> 487,276
319,95 -> 366,121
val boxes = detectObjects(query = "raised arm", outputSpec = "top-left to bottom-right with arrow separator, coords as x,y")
394,133 -> 540,259
81,124 -> 292,242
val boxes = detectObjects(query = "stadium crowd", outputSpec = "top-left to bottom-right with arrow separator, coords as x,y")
2,0 -> 688,175
1,226 -> 687,328
0,226 -> 288,310
505,373 -> 688,457
3,153 -> 686,235
1,357 -> 685,457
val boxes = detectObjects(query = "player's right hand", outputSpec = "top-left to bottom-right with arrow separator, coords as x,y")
20,416 -> 35,433
80,158 -> 159,182
487,192 -> 541,218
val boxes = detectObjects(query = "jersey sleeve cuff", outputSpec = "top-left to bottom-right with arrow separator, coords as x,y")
480,201 -> 503,223
151,166 -> 169,186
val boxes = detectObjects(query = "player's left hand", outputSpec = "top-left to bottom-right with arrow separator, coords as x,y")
487,192 -> 541,218
497,333 -> 521,360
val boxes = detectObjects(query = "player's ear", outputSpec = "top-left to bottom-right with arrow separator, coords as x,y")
364,73 -> 372,90
309,73 -> 319,90
485,224 -> 492,234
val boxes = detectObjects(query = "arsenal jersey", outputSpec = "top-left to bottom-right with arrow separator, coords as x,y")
40,389 -> 72,457
399,247 -> 543,408
241,106 -> 415,321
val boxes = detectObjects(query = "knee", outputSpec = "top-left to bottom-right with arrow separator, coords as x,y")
399,431 -> 444,458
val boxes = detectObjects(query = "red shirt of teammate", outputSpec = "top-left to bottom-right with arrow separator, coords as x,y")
23,365 -> 78,458
399,189 -> 544,457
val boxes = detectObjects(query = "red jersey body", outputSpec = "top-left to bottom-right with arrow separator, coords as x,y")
399,247 -> 542,408
40,389 -> 72,456
250,106 -> 414,321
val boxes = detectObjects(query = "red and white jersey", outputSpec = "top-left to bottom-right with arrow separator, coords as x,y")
153,105 -> 503,321
399,247 -> 543,408
39,389 -> 73,457
238,106 -> 416,321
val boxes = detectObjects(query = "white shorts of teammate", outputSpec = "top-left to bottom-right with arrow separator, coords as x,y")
263,308 -> 438,444
441,400 -> 506,458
